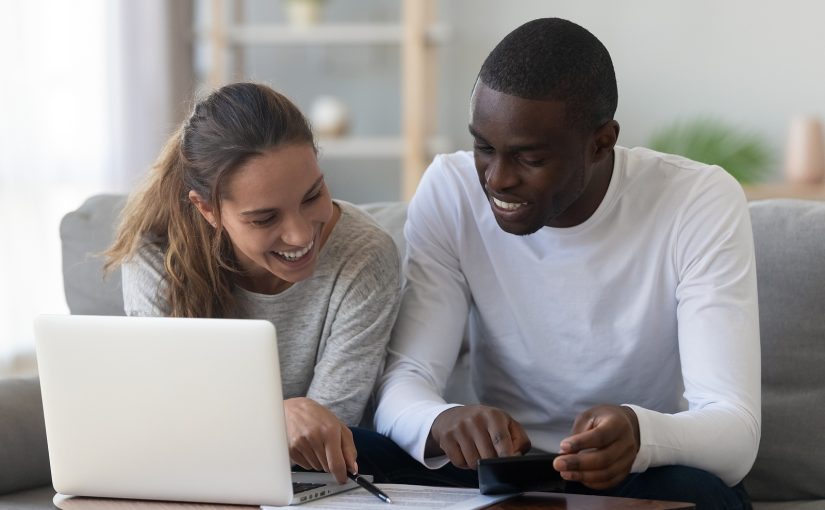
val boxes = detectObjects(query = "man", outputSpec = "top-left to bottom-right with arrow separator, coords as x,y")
374,18 -> 759,509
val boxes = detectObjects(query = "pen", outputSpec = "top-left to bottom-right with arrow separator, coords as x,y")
348,472 -> 392,504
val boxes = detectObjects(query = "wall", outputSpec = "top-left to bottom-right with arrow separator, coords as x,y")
205,0 -> 825,201
438,0 -> 825,183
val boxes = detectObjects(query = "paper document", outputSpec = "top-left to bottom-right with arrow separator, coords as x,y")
261,484 -> 513,509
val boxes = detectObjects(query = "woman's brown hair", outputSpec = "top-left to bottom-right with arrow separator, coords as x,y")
104,83 -> 315,317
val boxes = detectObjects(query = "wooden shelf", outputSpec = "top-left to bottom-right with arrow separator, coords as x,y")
742,182 -> 825,201
204,0 -> 443,200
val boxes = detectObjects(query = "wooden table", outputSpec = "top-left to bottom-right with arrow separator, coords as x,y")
490,492 -> 694,509
55,492 -> 694,509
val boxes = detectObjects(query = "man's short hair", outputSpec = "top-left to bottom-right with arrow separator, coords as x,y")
478,18 -> 618,129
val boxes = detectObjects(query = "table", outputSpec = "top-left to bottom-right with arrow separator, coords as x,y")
54,492 -> 694,510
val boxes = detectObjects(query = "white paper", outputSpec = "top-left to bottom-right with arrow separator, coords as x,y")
261,484 -> 514,510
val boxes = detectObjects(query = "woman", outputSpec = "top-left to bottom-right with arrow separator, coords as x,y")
105,83 -> 401,484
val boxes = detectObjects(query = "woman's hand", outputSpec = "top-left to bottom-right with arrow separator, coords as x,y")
284,397 -> 357,484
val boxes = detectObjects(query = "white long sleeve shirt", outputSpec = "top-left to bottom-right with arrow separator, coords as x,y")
374,147 -> 760,486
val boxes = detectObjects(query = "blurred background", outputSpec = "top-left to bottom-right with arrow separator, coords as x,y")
2,0 -> 825,377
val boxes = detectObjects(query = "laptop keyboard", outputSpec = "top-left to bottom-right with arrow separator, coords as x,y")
292,482 -> 326,494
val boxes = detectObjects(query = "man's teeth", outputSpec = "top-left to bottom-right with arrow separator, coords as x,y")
492,197 -> 525,210
276,239 -> 314,261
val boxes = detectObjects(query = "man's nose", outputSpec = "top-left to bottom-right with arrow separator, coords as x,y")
485,156 -> 519,192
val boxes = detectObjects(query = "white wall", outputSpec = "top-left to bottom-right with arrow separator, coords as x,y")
438,0 -> 825,181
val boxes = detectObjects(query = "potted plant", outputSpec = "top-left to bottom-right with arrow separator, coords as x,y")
647,117 -> 772,184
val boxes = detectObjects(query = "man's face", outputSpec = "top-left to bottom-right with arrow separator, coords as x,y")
469,81 -> 614,235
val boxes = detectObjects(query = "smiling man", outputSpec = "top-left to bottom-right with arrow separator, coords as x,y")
374,18 -> 760,509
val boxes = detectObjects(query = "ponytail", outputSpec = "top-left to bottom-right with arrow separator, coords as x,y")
104,128 -> 237,317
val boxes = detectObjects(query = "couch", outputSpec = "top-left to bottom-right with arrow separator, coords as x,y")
1,195 -> 823,509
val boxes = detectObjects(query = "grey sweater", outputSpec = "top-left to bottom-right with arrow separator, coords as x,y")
121,201 -> 402,425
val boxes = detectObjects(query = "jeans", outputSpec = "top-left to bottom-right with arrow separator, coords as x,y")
351,428 -> 752,510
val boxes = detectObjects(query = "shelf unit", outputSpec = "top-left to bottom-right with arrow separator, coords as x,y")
202,0 -> 445,200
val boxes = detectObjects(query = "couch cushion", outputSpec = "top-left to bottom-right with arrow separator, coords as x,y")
0,377 -> 51,495
60,194 -> 127,316
744,199 -> 825,501
0,486 -> 55,509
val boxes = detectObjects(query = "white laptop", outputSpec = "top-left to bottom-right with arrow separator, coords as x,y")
33,314 -> 361,506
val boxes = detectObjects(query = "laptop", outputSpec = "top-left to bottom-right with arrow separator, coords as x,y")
33,314 -> 361,506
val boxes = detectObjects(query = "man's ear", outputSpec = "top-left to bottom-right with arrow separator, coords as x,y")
592,120 -> 620,161
188,190 -> 217,227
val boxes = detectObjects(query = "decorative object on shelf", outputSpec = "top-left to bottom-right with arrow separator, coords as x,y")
648,116 -> 772,184
284,0 -> 326,28
309,95 -> 350,137
783,116 -> 825,184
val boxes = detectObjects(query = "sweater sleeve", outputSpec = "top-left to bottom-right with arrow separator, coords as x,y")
374,156 -> 471,467
306,228 -> 402,426
628,170 -> 761,486
121,244 -> 171,317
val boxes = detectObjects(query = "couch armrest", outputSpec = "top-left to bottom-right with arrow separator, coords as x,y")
0,377 -> 51,494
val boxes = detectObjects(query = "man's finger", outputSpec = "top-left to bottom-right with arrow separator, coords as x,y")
470,425 -> 502,460
561,420 -> 620,452
440,437 -> 470,469
508,420 -> 532,455
455,434 -> 483,470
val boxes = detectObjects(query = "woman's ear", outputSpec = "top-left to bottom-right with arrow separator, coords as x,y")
188,190 -> 217,227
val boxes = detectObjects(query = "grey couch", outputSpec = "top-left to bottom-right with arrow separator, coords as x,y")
1,195 -> 823,509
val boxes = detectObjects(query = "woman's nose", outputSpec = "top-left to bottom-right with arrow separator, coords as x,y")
280,213 -> 313,247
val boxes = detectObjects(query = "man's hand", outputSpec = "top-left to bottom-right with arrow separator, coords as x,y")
284,397 -> 357,484
552,405 -> 640,490
427,405 -> 531,469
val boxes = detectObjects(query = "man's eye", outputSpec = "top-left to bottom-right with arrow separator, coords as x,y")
520,158 -> 546,167
474,144 -> 494,154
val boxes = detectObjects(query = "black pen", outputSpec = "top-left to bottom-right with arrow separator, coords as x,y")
348,472 -> 392,504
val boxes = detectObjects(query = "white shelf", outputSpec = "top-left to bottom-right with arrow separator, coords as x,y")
217,23 -> 450,45
317,136 -> 451,159
318,137 -> 402,158
230,24 -> 401,44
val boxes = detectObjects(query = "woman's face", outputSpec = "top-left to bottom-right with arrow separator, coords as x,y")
213,144 -> 334,291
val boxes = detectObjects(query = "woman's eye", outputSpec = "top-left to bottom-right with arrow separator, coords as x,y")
251,216 -> 276,226
303,191 -> 322,204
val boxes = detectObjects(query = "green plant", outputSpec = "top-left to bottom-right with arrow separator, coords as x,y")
647,117 -> 772,184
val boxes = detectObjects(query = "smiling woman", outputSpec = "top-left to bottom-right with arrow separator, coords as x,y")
103,82 -> 402,484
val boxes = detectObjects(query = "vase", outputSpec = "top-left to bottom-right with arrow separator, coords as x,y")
783,116 -> 825,184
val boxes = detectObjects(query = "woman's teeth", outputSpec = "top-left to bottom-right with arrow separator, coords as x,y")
492,197 -> 526,210
275,239 -> 314,261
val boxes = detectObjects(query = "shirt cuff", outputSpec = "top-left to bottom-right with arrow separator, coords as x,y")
624,404 -> 652,473
408,403 -> 464,468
